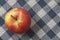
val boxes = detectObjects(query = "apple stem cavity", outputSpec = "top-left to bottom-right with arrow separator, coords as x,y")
11,15 -> 17,20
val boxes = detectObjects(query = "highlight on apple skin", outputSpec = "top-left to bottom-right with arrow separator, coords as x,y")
4,7 -> 31,34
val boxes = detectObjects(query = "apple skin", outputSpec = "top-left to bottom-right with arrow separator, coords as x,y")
4,7 -> 31,34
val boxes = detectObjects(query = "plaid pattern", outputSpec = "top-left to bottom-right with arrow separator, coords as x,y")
0,0 -> 60,40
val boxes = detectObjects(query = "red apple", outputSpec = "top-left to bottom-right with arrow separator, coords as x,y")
4,7 -> 31,34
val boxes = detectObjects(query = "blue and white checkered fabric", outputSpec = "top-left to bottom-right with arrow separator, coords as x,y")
0,0 -> 60,40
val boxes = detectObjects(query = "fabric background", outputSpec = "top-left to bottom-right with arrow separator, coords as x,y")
0,0 -> 60,40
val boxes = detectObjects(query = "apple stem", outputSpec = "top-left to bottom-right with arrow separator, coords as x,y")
11,15 -> 17,20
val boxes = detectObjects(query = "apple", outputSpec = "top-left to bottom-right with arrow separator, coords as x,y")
4,7 -> 31,34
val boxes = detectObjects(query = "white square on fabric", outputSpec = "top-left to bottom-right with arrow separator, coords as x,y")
0,27 -> 5,37
57,32 -> 60,38
7,0 -> 17,6
27,0 -> 37,7
37,9 -> 47,18
37,29 -> 45,38
47,19 -> 56,29
48,0 -> 57,8
30,18 -> 36,27
0,7 -> 6,16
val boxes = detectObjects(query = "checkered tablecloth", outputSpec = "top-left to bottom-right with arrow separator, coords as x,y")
0,0 -> 60,40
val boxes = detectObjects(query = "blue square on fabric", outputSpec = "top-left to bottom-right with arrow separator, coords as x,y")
28,8 -> 36,17
0,17 -> 4,26
26,29 -> 35,38
0,0 -> 6,6
37,19 -> 46,28
17,0 -> 26,6
0,37 -> 2,40
58,3 -> 60,6
47,30 -> 56,39
57,22 -> 60,27
38,0 -> 47,8
6,30 -> 14,37
48,10 -> 56,18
